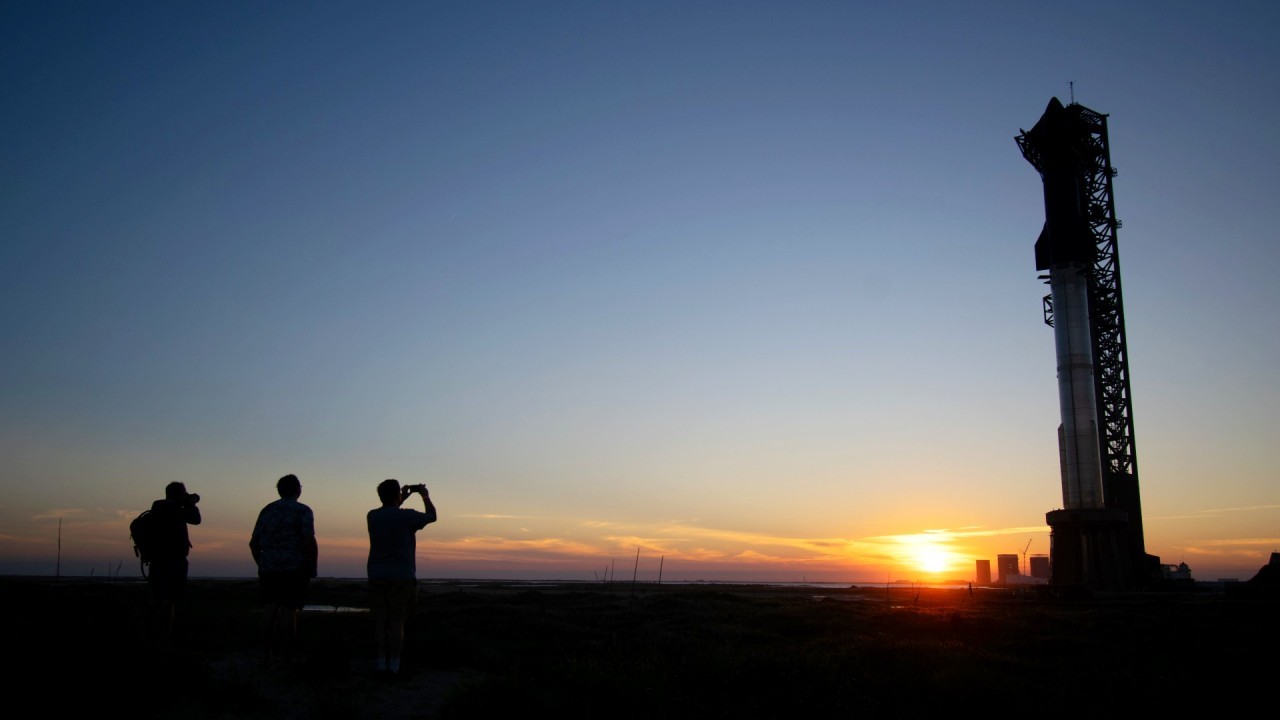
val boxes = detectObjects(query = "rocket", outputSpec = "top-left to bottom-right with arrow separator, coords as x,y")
1018,97 -> 1156,589
1020,98 -> 1104,511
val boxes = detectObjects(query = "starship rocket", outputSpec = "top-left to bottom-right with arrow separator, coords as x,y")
1017,97 -> 1157,589
1022,97 -> 1105,511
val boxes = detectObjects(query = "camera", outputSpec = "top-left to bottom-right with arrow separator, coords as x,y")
399,483 -> 427,500
187,493 -> 200,505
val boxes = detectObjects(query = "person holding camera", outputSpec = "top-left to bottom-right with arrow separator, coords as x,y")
146,481 -> 201,643
366,479 -> 436,676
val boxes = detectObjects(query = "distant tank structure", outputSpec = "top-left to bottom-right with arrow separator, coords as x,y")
1029,555 -> 1051,579
996,554 -> 1020,585
975,559 -> 992,587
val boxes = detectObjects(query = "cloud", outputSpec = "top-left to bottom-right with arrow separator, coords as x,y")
1170,537 -> 1278,566
653,523 -> 844,554
414,520 -> 886,569
33,508 -> 89,520
581,520 -> 619,529
1201,504 -> 1280,513
32,507 -> 144,525
865,526 -> 1046,542
1189,538 -> 1280,548
407,517 -> 1045,573
1182,546 -> 1270,559
602,535 -> 682,555
732,550 -> 792,563
1148,504 -> 1280,520
678,547 -> 729,561
425,535 -> 604,564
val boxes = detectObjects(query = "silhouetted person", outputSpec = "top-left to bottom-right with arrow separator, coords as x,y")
249,473 -> 317,663
367,479 -> 436,676
146,481 -> 201,644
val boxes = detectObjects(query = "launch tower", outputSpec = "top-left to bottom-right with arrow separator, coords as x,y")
1016,98 -> 1159,590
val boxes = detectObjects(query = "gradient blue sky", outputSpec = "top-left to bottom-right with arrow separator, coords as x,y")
3,1 -> 1278,580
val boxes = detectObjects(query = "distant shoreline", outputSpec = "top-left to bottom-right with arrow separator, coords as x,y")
4,573 -> 1247,594
0,574 -> 985,587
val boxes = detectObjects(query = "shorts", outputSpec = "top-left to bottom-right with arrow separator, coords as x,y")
148,558 -> 188,604
259,569 -> 311,610
368,579 -> 417,623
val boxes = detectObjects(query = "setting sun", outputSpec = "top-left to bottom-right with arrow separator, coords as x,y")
879,532 -> 968,577
917,547 -> 950,574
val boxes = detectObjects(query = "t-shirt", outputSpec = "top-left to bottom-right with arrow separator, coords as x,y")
366,506 -> 434,580
250,497 -> 316,574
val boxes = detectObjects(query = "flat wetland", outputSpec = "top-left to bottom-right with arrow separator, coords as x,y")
7,577 -> 1274,718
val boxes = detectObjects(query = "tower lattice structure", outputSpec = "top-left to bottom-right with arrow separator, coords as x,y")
1017,101 -> 1150,584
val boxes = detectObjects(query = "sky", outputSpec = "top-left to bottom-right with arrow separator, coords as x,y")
3,1 -> 1278,582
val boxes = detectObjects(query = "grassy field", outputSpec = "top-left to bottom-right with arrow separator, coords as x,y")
6,577 -> 1273,718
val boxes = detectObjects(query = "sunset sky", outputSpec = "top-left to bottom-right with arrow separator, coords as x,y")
3,2 -> 1277,582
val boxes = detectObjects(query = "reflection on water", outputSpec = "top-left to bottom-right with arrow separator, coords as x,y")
302,605 -> 368,613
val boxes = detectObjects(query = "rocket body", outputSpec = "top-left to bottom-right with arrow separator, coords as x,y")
1022,97 -> 1107,511
1049,264 -> 1104,509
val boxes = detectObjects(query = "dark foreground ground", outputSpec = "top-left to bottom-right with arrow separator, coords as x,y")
6,577 -> 1275,718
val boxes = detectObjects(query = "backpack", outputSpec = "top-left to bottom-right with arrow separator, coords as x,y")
130,509 -> 156,577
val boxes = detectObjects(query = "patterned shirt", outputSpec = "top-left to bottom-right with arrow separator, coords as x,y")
250,497 -> 316,573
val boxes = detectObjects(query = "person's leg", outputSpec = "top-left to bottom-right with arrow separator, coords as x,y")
169,559 -> 188,643
369,580 -> 390,673
385,580 -> 416,674
387,619 -> 405,673
281,571 -> 307,661
374,617 -> 388,671
148,594 -> 175,646
262,603 -> 280,660
281,607 -> 298,660
156,600 -> 176,647
260,573 -> 281,660
147,561 -> 180,647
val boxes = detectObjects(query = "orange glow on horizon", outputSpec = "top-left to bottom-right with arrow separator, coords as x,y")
867,530 -> 990,578
4,508 -> 1066,581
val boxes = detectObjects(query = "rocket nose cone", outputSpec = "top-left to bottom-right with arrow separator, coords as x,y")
1027,98 -> 1069,143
